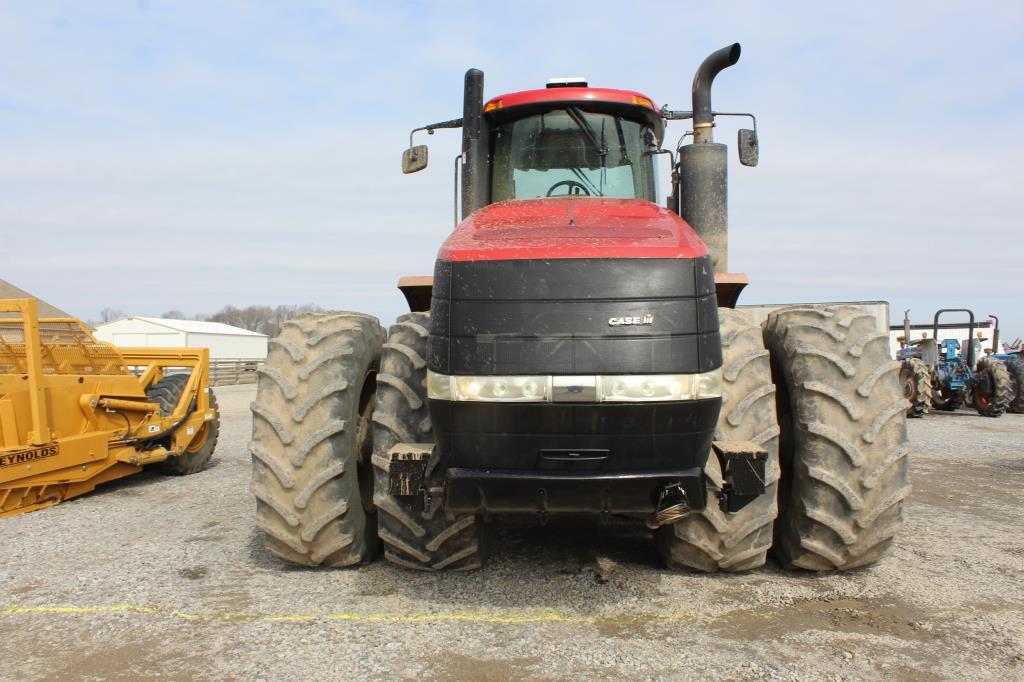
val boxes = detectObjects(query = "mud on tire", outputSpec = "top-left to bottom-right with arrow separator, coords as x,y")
371,312 -> 481,571
146,372 -> 219,475
656,308 -> 780,572
899,357 -> 931,418
764,305 -> 911,571
250,312 -> 384,567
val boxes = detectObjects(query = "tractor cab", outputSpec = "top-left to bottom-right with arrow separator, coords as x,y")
483,84 -> 663,203
402,77 -> 666,212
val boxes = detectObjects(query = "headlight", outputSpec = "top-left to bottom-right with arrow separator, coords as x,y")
427,372 -> 553,402
426,369 -> 722,403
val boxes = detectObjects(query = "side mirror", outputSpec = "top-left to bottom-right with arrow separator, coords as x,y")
738,129 -> 758,167
402,145 -> 428,174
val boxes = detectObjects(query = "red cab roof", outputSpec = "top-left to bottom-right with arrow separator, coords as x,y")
484,86 -> 664,141
484,87 -> 659,115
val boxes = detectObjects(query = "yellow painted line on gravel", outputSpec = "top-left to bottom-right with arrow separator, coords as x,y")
0,603 -> 706,625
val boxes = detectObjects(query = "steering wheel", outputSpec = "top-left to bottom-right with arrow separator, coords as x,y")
546,180 -> 591,197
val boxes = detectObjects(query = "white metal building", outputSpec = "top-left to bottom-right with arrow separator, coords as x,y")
94,317 -> 268,360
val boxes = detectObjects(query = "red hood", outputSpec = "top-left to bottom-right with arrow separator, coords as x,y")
437,198 -> 708,262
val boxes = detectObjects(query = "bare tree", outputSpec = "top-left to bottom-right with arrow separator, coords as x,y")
206,303 -> 323,337
100,307 -> 124,323
162,310 -> 187,319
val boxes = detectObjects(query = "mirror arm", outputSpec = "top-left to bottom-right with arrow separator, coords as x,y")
660,107 -> 693,121
711,111 -> 757,132
409,117 -> 464,147
661,107 -> 756,132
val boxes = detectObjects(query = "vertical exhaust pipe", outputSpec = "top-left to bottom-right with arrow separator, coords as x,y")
678,43 -> 741,273
692,43 -> 741,145
461,68 -> 489,219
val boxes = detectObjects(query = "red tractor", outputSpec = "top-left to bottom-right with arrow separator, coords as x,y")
250,44 -> 909,572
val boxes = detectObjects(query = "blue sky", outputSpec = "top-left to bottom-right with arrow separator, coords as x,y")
2,1 -> 1022,338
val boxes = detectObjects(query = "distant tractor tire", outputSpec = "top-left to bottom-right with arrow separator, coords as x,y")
899,357 -> 931,418
764,305 -> 910,571
973,357 -> 1013,418
250,312 -> 385,567
1007,359 -> 1024,414
146,373 -> 219,474
371,312 -> 481,571
656,308 -> 780,572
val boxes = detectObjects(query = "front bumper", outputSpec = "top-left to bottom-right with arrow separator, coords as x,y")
444,466 -> 706,514
429,398 -> 720,471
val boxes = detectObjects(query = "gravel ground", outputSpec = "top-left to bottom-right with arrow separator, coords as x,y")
1,384 -> 1022,680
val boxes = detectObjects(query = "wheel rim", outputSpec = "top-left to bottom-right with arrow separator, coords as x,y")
900,367 -> 916,401
974,370 -> 993,410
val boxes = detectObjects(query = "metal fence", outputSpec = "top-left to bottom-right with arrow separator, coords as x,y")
209,358 -> 262,386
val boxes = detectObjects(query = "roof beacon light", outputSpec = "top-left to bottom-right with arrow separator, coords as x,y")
546,76 -> 588,89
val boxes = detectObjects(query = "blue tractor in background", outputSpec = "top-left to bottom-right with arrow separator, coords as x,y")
985,315 -> 1023,413
897,309 -> 1013,418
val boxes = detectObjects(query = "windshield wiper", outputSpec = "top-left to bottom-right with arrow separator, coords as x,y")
566,107 -> 608,159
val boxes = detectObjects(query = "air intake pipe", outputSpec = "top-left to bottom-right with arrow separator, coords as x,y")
461,68 -> 490,219
678,43 -> 741,273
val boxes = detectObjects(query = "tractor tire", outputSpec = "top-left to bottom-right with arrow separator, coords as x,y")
146,372 -> 190,415
899,357 -> 931,418
146,373 -> 219,475
250,312 -> 385,567
371,312 -> 481,571
764,305 -> 910,571
974,357 -> 1013,418
1007,359 -> 1024,414
656,308 -> 780,572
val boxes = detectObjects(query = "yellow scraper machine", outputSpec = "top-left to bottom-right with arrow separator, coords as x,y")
0,298 -> 219,517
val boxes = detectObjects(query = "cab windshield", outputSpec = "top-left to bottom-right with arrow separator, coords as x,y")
490,108 -> 657,202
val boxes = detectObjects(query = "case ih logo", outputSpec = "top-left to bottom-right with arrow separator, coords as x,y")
0,445 -> 59,469
608,314 -> 654,327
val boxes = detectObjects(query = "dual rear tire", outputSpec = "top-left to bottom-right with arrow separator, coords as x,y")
656,308 -> 780,572
249,311 -> 479,569
659,305 -> 910,572
250,312 -> 383,566
763,305 -> 910,570
371,313 -> 481,571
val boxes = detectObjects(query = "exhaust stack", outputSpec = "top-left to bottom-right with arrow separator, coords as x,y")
461,68 -> 489,219
678,43 -> 741,273
691,43 -> 741,144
